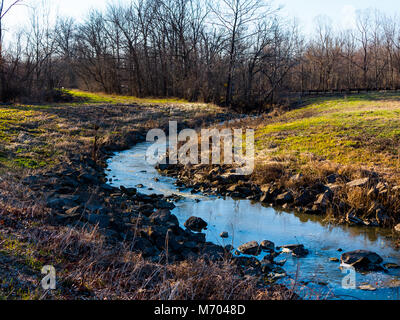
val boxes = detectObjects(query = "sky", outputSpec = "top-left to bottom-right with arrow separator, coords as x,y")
278,0 -> 399,32
2,0 -> 400,36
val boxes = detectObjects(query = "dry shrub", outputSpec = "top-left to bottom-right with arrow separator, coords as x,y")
153,260 -> 265,300
251,162 -> 288,185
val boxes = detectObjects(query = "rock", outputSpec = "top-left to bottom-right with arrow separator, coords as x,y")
227,184 -> 253,197
384,263 -> 400,269
138,204 -> 155,217
274,259 -> 287,266
144,225 -> 168,243
200,243 -> 226,261
267,269 -> 287,281
186,231 -> 206,243
341,250 -> 383,271
101,184 -> 115,192
120,186 -> 137,196
220,232 -> 229,239
260,185 -> 279,203
359,284 -> 376,291
260,240 -> 275,252
132,238 -> 157,257
233,256 -> 260,268
155,163 -> 170,171
78,173 -> 99,184
47,196 -> 78,209
376,209 -> 390,226
261,260 -> 275,273
184,216 -> 208,232
22,175 -> 40,185
346,212 -> 364,225
314,190 -> 332,208
219,173 -> 245,184
150,209 -> 179,228
155,199 -> 176,210
86,214 -> 110,229
347,178 -> 370,188
294,190 -> 314,206
183,241 -> 198,250
280,244 -> 309,257
368,203 -> 390,226
395,224 -> 400,233
237,241 -> 261,256
276,191 -> 294,205
260,192 -> 273,203
327,174 -> 339,183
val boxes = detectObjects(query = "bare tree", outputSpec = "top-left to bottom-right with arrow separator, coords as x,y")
0,0 -> 23,100
209,0 -> 277,107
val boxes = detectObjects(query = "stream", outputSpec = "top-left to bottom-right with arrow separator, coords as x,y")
106,142 -> 400,300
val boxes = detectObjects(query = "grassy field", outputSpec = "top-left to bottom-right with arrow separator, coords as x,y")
254,93 -> 400,180
0,90 -> 219,171
65,89 -> 190,105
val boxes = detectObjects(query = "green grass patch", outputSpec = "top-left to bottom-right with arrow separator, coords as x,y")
66,89 -> 189,105
256,93 -> 400,169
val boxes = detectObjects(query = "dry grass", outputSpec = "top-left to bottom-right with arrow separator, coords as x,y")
0,193 -> 293,300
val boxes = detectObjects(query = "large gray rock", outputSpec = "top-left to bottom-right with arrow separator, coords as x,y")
237,241 -> 261,256
184,216 -> 208,232
341,250 -> 383,271
260,240 -> 275,252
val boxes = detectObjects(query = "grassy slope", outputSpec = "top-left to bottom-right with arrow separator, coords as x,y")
0,90 -> 216,171
65,89 -> 189,105
255,93 -> 400,179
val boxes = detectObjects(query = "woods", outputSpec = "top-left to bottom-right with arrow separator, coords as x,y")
2,0 -> 400,109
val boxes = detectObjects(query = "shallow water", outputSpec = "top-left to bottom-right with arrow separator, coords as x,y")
107,142 -> 400,300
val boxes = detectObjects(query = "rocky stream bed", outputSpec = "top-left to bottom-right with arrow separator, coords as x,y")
106,141 -> 400,300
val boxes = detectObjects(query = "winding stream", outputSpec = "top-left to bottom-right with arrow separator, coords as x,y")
107,142 -> 400,300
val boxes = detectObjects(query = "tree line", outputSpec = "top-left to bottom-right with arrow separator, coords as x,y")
2,0 -> 400,110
